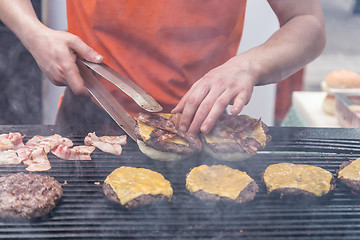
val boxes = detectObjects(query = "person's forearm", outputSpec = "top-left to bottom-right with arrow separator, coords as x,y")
244,16 -> 325,86
232,2 -> 326,86
0,0 -> 46,50
0,0 -> 103,96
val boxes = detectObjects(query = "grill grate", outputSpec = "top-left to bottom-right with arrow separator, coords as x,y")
0,125 -> 360,239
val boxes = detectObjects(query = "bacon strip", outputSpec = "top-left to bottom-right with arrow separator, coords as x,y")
0,132 -> 26,151
0,150 -> 23,165
99,135 -> 127,145
135,113 -> 202,151
24,147 -> 51,172
0,132 -> 29,165
51,145 -> 95,160
210,114 -> 267,155
149,129 -> 177,144
84,132 -> 126,155
22,134 -> 74,171
26,134 -> 73,152
135,113 -> 179,134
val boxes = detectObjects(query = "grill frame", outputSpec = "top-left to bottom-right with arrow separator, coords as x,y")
0,125 -> 360,239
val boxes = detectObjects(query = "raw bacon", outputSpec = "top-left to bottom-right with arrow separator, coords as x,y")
0,132 -> 28,165
84,132 -> 126,155
24,147 -> 51,172
51,145 -> 95,160
23,134 -> 74,171
0,132 -> 26,151
99,135 -> 127,145
16,147 -> 31,161
0,150 -> 23,165
26,134 -> 73,152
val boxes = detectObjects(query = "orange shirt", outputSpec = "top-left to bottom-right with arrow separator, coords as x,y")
66,0 -> 247,116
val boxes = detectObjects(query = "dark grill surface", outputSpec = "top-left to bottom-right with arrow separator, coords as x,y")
1,125 -> 360,239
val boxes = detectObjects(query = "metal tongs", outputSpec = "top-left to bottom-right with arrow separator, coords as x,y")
77,59 -> 163,141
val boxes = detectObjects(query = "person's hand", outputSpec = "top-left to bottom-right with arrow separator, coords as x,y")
172,56 -> 258,136
25,27 -> 103,95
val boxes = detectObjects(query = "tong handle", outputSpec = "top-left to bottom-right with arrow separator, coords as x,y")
81,60 -> 163,112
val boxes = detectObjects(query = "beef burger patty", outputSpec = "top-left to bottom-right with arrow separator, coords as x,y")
201,114 -> 271,161
134,113 -> 201,161
186,165 -> 258,204
0,172 -> 63,219
103,183 -> 169,210
262,163 -> 336,199
337,158 -> 360,193
103,166 -> 173,210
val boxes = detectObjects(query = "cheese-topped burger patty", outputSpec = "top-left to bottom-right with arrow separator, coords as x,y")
262,163 -> 336,198
337,158 -> 360,193
0,172 -> 63,219
186,165 -> 258,204
135,113 -> 202,161
102,166 -> 173,210
201,114 -> 271,161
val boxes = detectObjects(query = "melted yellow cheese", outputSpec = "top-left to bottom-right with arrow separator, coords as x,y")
104,166 -> 173,205
185,165 -> 254,200
137,113 -> 188,146
138,122 -> 155,142
157,113 -> 172,119
338,158 -> 360,180
204,115 -> 267,147
263,163 -> 333,197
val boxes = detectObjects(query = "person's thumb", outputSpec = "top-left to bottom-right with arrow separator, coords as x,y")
69,35 -> 103,63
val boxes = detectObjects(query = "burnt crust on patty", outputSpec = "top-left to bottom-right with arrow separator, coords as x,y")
261,171 -> 336,200
266,179 -> 336,199
337,159 -> 360,193
0,172 -> 63,219
190,181 -> 259,204
200,115 -> 271,160
135,123 -> 196,155
200,135 -> 245,154
102,182 -> 169,210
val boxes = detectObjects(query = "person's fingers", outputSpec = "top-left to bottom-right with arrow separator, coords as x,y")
189,89 -> 230,134
68,35 -> 103,63
171,92 -> 188,114
65,70 -> 88,95
229,90 -> 251,116
62,59 -> 88,96
176,82 -> 210,132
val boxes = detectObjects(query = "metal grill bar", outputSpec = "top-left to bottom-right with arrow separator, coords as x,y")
0,126 -> 360,239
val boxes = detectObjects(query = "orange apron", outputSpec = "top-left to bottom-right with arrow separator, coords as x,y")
66,0 -> 247,117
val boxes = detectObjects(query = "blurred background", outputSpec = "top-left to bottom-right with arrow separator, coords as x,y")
305,0 -> 360,91
0,0 -> 359,127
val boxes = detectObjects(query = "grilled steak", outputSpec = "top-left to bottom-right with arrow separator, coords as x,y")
103,183 -> 169,210
0,172 -> 63,219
